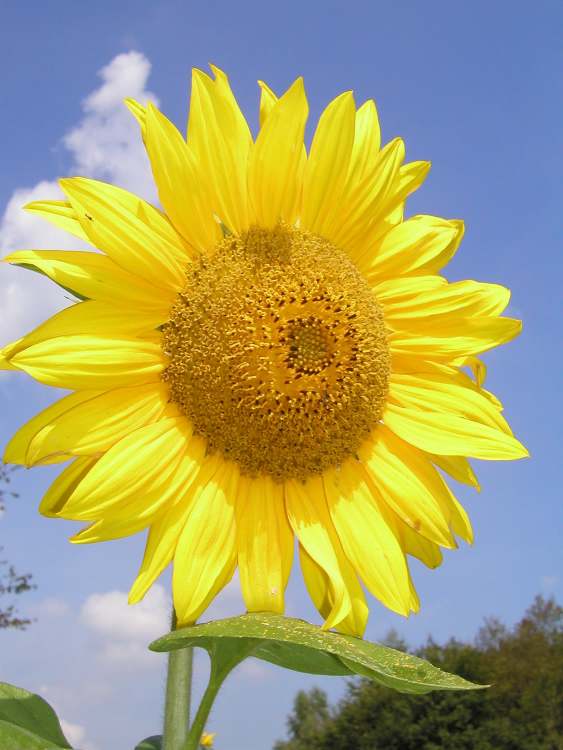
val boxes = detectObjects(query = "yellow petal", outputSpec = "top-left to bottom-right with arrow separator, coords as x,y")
236,475 -> 293,614
390,355 -> 454,377
9,335 -> 164,390
71,516 -> 155,545
390,460 -> 473,546
441,485 -> 474,544
4,391 -> 100,466
59,177 -> 188,290
367,199 -> 404,248
26,383 -> 172,465
39,456 -> 98,517
74,446 -> 203,541
328,137 -> 404,255
285,476 -> 354,631
301,91 -> 356,236
207,64 -> 253,161
0,349 -> 18,371
360,426 -> 456,548
125,99 -> 219,252
388,372 -> 513,435
144,103 -> 219,252
347,99 -> 381,183
173,457 -> 239,625
355,477 -> 443,570
24,200 -> 90,243
72,438 -> 206,546
453,354 -> 487,387
374,274 -> 447,301
381,280 -> 511,321
72,177 -> 190,260
128,438 -> 209,603
3,250 -> 175,312
395,517 -> 443,569
381,447 -> 474,546
188,67 -> 252,233
124,97 -> 147,138
385,160 -> 431,219
248,77 -> 308,228
258,80 -> 278,126
59,417 -> 190,520
363,215 -> 464,280
299,542 -> 368,637
430,454 -> 480,491
71,518 -> 140,544
480,387 -> 504,411
451,360 -> 502,410
363,157 -> 430,245
384,403 -> 528,460
130,514 -> 180,603
323,464 -> 412,616
3,301 -> 166,362
388,316 -> 522,360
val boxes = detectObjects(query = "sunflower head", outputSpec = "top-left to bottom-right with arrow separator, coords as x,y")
162,223 -> 390,481
1,65 -> 527,637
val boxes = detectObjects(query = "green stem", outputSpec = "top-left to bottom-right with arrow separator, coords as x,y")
163,611 -> 194,750
180,640 -> 259,750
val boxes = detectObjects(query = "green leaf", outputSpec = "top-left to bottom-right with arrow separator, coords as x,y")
134,735 -> 162,749
0,681 -> 71,749
151,614 -> 485,694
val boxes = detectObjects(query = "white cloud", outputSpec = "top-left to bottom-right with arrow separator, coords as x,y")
239,658 -> 270,681
80,584 -> 169,670
81,584 -> 169,641
60,718 -> 99,750
39,680 -> 115,714
0,50 -> 158,348
38,682 -> 103,750
63,51 -> 159,200
0,181 -> 77,254
0,182 -> 80,343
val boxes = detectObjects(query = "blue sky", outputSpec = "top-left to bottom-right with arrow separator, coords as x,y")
0,2 -> 561,749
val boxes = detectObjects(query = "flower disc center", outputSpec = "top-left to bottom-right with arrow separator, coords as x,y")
286,318 -> 333,375
162,225 -> 390,481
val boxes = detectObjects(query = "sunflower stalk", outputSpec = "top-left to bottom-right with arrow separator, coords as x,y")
179,638 -> 259,750
163,611 -> 194,750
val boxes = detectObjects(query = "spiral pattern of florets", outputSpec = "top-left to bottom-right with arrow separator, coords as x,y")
162,225 -> 390,481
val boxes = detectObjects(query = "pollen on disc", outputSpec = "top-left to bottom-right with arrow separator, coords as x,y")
161,224 -> 390,482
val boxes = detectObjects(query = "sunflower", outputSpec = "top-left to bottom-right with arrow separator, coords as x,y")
1,67 -> 527,635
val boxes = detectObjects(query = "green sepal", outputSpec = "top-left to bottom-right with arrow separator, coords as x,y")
0,681 -> 72,749
151,613 -> 485,694
134,735 -> 162,749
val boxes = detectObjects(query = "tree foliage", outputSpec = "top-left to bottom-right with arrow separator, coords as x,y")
0,465 -> 17,514
0,466 -> 34,630
275,596 -> 563,750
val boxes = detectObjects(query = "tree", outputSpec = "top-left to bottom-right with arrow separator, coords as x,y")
0,466 -> 34,629
273,688 -> 331,750
275,596 -> 563,750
